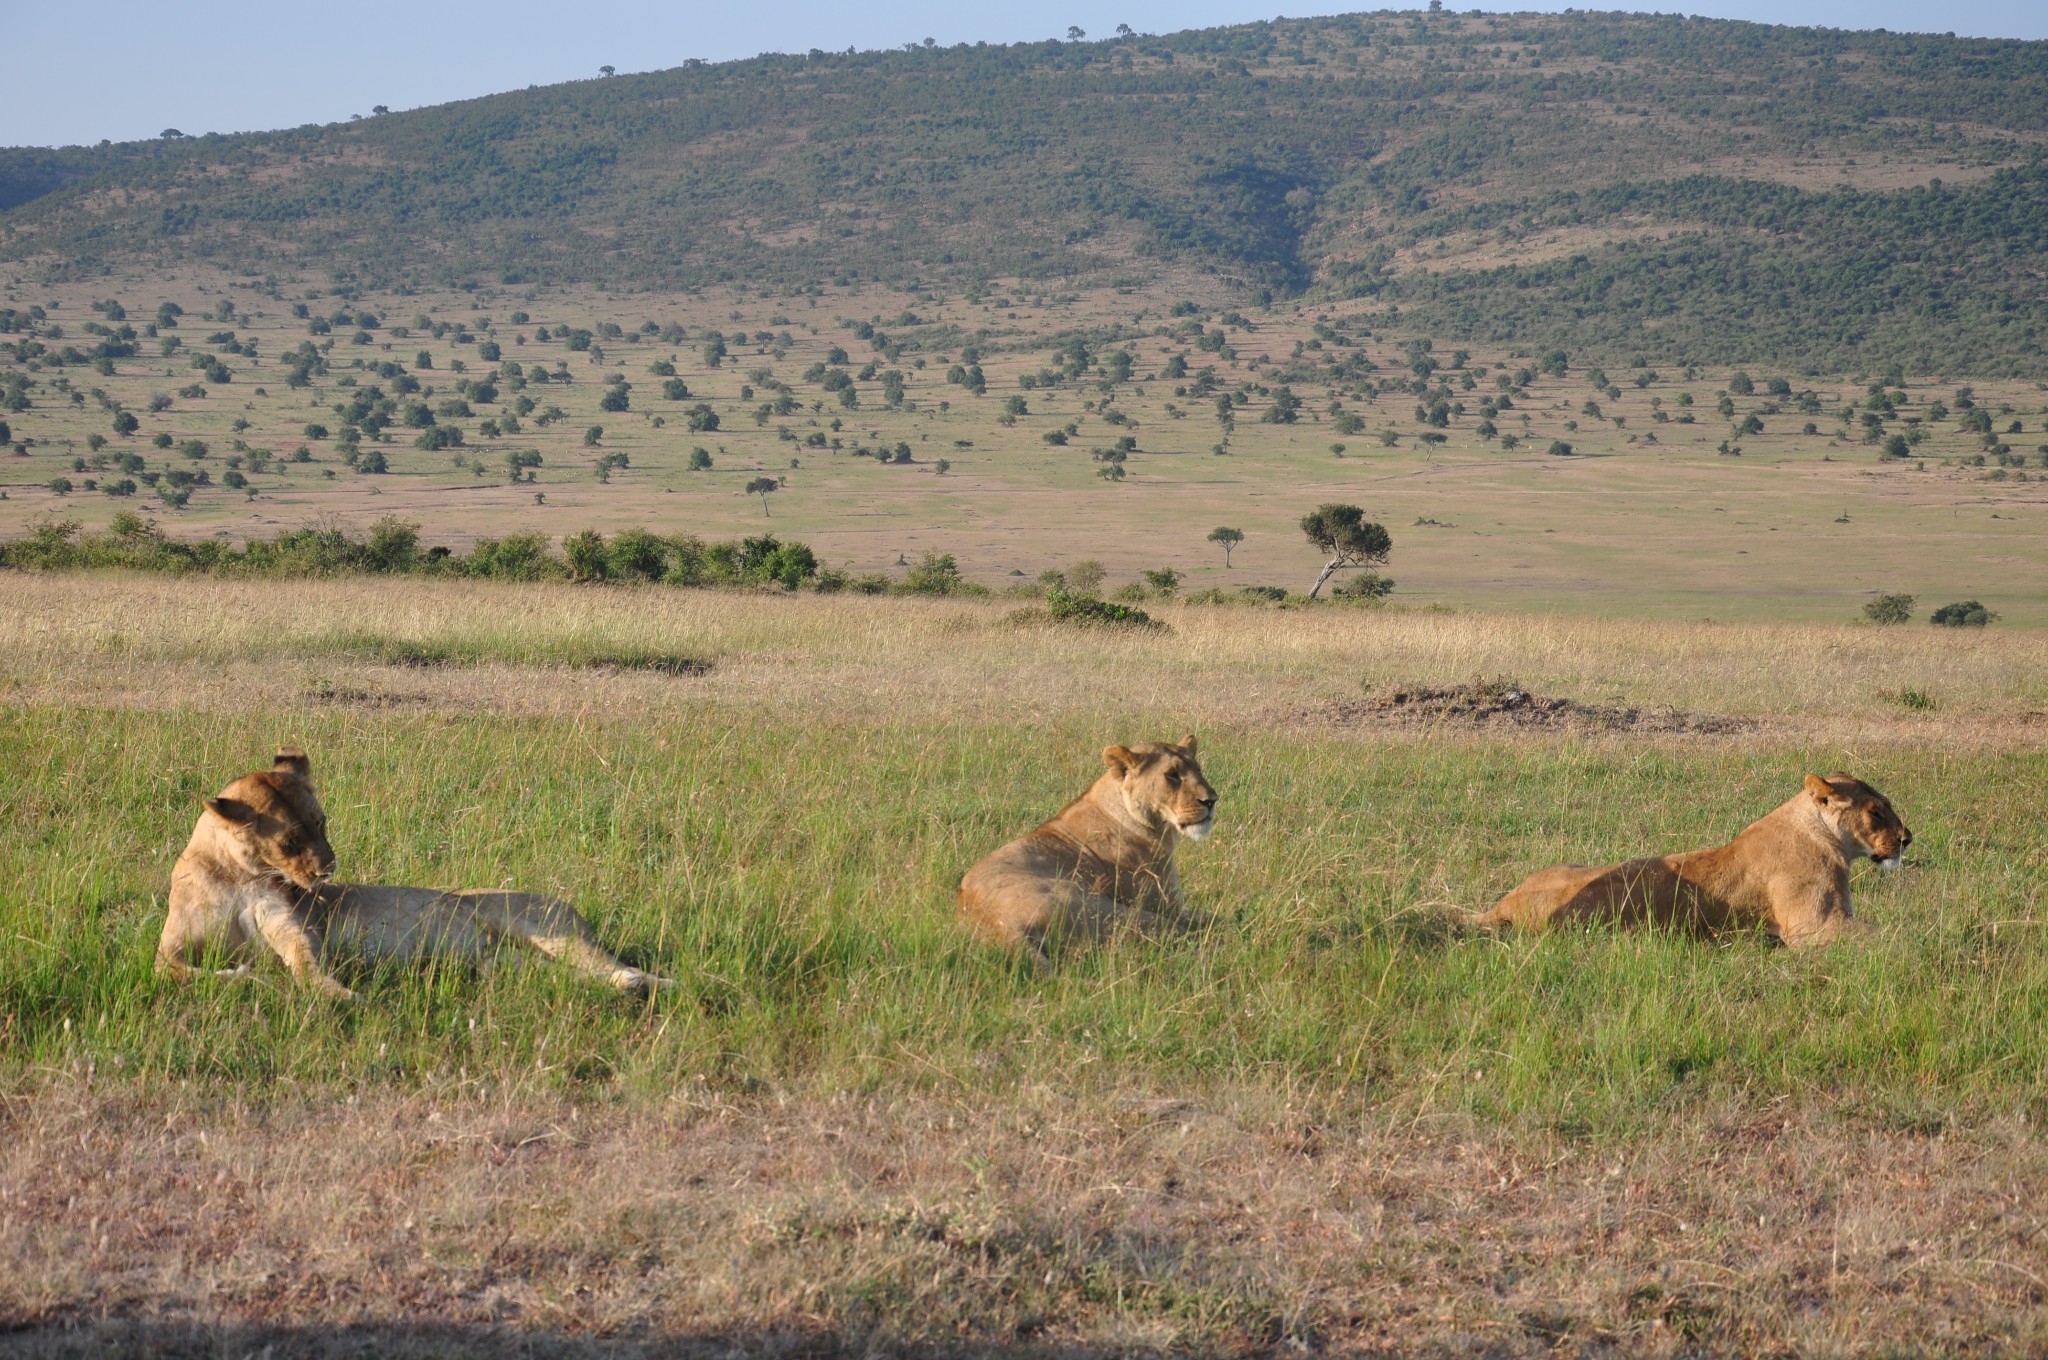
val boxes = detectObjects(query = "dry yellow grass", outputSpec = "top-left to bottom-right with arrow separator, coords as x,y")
4,573 -> 2045,738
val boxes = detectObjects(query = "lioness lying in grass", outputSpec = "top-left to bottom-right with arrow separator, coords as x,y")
157,749 -> 670,999
1472,773 -> 1911,948
958,736 -> 1217,963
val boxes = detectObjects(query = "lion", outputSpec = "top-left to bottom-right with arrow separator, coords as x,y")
156,749 -> 671,999
958,735 -> 1217,962
1469,773 -> 1911,948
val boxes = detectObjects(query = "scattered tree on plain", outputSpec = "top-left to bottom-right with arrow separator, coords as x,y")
1299,503 -> 1391,600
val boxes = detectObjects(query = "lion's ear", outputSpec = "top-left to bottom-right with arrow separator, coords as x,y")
1103,745 -> 1139,776
1179,733 -> 1198,755
205,797 -> 257,825
1803,774 -> 1843,806
273,748 -> 311,779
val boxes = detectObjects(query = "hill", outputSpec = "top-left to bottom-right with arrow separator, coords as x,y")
4,10 -> 2047,374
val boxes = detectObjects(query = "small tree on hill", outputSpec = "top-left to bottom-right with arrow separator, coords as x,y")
1300,503 -> 1391,599
1863,593 -> 1914,625
1930,600 -> 1996,627
745,476 -> 778,515
1207,525 -> 1243,567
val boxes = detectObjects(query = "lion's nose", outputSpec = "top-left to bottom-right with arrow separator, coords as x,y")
1199,793 -> 1217,809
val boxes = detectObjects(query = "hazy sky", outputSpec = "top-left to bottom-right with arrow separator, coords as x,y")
4,0 -> 2042,148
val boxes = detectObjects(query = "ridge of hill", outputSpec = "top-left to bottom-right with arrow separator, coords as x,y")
4,10 -> 2047,372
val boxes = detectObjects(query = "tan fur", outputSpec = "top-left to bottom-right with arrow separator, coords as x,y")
958,736 -> 1217,962
1471,773 -> 1912,948
157,749 -> 670,999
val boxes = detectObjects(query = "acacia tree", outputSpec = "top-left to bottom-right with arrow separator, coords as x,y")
1299,504 -> 1391,599
1207,525 -> 1243,567
745,476 -> 778,515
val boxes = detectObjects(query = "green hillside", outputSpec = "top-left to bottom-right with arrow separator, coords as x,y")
5,9 -> 2046,372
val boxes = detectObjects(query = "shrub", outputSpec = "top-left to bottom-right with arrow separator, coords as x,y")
563,529 -> 608,581
467,533 -> 557,581
1044,589 -> 1157,628
903,551 -> 964,595
1330,571 -> 1395,600
1862,593 -> 1914,625
606,528 -> 667,581
1930,601 -> 1996,627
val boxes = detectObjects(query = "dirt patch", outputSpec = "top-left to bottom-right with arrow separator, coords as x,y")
1324,680 -> 1759,735
578,653 -> 712,677
304,684 -> 429,708
2,1085 -> 2041,1358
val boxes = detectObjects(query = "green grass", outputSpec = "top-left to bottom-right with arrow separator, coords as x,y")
8,702 -> 2042,1137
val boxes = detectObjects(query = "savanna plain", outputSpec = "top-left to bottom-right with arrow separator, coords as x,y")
5,109 -> 2048,1352
3,568 -> 2047,1357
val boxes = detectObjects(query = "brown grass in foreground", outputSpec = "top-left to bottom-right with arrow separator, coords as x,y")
3,1084 -> 2042,1358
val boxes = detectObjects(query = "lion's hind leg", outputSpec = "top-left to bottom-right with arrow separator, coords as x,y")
1469,865 -> 1608,934
451,892 -> 672,996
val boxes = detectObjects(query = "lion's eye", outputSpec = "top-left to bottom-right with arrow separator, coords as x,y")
1166,771 -> 1181,788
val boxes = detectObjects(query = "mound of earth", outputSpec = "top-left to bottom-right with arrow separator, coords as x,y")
1324,682 -> 1757,735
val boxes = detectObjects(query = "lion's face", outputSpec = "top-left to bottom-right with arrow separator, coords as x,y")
203,749 -> 336,888
1105,736 -> 1218,840
1807,773 -> 1912,869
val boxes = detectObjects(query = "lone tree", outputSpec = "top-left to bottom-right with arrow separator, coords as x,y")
1863,593 -> 1915,625
1300,503 -> 1391,599
1207,525 -> 1244,567
745,476 -> 779,515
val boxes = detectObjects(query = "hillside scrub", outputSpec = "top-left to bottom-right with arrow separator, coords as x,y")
5,13 -> 2048,370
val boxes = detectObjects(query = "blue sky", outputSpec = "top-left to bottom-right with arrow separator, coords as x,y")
3,0 -> 2042,148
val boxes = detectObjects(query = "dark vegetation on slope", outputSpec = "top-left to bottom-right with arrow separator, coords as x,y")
3,10 -> 2045,371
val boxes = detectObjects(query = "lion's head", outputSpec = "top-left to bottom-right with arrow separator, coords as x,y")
202,748 -> 336,888
1804,773 -> 1911,869
1103,735 -> 1218,840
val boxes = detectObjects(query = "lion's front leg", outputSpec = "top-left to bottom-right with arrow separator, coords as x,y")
246,898 -> 355,1000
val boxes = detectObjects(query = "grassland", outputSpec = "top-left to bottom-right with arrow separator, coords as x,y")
3,574 -> 2046,1355
5,271 -> 2048,627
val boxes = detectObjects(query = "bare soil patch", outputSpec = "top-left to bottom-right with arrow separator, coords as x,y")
1324,680 -> 1760,736
303,684 -> 431,708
